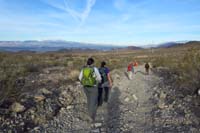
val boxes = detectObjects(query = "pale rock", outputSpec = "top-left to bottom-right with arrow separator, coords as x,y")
91,129 -> 100,133
20,122 -> 25,126
125,97 -> 130,102
40,88 -> 52,95
44,69 -> 50,74
10,102 -> 25,113
34,95 -> 46,102
66,106 -> 73,110
160,91 -> 167,99
33,126 -> 40,131
116,74 -> 120,79
153,87 -> 157,90
154,93 -> 158,97
94,122 -> 102,127
158,102 -> 168,109
132,94 -> 138,101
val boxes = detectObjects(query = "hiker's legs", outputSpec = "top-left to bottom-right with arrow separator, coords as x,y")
84,86 -> 98,120
132,68 -> 135,74
145,68 -> 149,75
128,71 -> 132,80
98,85 -> 103,106
104,87 -> 109,102
83,87 -> 90,111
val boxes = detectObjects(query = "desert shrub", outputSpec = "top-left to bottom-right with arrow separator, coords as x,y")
68,69 -> 80,81
153,49 -> 200,95
25,64 -> 40,73
176,50 -> 200,92
0,54 -> 45,103
152,55 -> 177,69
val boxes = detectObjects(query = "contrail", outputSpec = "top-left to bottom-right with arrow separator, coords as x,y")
64,0 -> 96,24
43,0 -> 96,24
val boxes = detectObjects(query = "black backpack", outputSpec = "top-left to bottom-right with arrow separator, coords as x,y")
99,67 -> 108,83
145,63 -> 150,69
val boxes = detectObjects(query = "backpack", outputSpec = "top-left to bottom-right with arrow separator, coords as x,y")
99,67 -> 108,83
81,67 -> 96,87
134,62 -> 138,67
145,63 -> 150,69
127,64 -> 132,71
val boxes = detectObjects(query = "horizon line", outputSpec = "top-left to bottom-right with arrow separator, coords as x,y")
0,39 -> 197,47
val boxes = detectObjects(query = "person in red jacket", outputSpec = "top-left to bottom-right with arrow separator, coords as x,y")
133,60 -> 138,67
127,62 -> 134,80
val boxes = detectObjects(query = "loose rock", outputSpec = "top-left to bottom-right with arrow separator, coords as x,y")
10,102 -> 25,113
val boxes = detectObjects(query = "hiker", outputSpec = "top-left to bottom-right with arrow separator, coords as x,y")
127,62 -> 134,80
79,58 -> 102,122
98,61 -> 113,106
134,60 -> 138,67
145,62 -> 150,75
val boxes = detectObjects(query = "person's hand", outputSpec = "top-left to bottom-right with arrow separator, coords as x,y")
109,82 -> 113,88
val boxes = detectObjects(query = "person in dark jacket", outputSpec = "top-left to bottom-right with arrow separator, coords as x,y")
145,62 -> 150,75
98,61 -> 113,106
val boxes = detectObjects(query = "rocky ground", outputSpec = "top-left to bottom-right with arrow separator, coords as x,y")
0,66 -> 200,133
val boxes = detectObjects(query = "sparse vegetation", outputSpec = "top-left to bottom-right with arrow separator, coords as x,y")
1,43 -> 200,105
152,48 -> 200,95
0,51 -> 136,104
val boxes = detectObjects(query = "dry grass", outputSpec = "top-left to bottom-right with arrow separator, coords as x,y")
1,44 -> 200,103
68,69 -> 80,81
152,48 -> 200,95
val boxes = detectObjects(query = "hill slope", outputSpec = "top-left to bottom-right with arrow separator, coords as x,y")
157,41 -> 200,48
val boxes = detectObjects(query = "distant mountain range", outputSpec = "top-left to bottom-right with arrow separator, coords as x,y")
0,40 -> 123,52
0,40 -> 199,52
113,46 -> 143,51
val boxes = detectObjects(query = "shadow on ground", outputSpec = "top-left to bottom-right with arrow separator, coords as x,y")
106,87 -> 122,133
135,70 -> 146,75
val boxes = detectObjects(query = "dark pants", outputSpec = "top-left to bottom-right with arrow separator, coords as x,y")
83,86 -> 98,120
145,68 -> 149,74
98,83 -> 110,106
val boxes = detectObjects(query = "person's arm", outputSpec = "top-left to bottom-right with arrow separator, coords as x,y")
107,72 -> 113,88
94,67 -> 102,83
79,70 -> 83,81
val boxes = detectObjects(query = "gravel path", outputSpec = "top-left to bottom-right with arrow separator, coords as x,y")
41,66 -> 199,133
41,66 -> 161,133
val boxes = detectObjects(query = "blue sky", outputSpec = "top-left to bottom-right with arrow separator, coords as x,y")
0,0 -> 200,46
